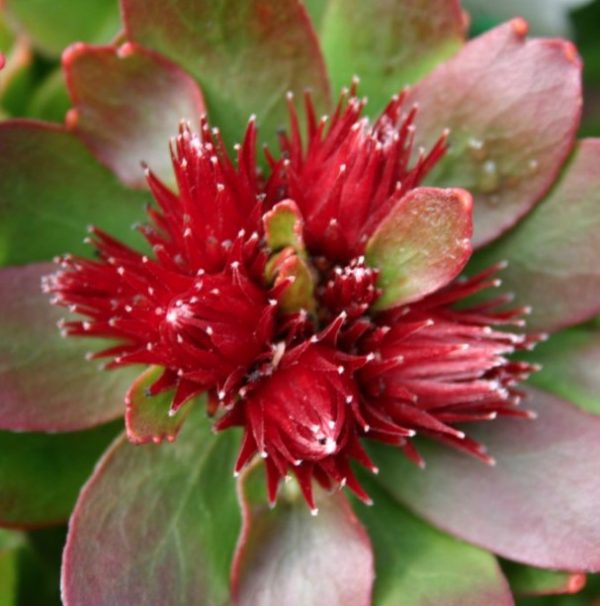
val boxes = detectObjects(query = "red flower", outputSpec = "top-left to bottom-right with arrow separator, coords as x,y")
45,88 -> 538,509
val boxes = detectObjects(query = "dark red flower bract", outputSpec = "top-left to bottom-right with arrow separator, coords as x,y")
45,87 -> 540,511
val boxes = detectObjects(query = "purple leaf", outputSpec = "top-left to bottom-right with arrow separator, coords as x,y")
232,464 -> 374,606
0,263 -> 138,431
63,42 -> 205,187
408,20 -> 582,247
370,387 -> 600,572
473,139 -> 600,332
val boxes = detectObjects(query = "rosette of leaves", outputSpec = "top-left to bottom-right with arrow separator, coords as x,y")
1,1 -> 600,605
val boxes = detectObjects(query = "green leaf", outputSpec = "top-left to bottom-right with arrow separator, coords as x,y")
320,0 -> 465,116
369,388 -> 600,572
355,477 -> 514,606
63,42 -> 206,188
473,139 -> 600,332
0,530 -> 24,606
0,263 -> 139,432
365,187 -> 472,309
0,121 -> 152,266
502,560 -> 586,597
263,200 -> 305,255
0,422 -> 120,528
62,411 -> 242,606
125,366 -> 196,444
408,20 -> 582,247
524,327 -> 600,416
25,69 -> 70,123
15,527 -> 65,606
301,0 -> 329,30
5,0 -> 120,57
232,465 -> 374,606
121,0 -> 331,150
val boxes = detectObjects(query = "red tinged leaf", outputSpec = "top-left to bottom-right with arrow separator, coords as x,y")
63,42 -> 206,188
370,387 -> 600,572
121,0 -> 331,149
0,422 -> 120,528
320,0 -> 466,115
355,477 -> 515,606
473,139 -> 600,332
0,263 -> 139,432
0,121 -> 151,265
526,326 -> 600,415
408,20 -> 582,247
125,365 -> 197,444
61,412 -> 242,606
365,187 -> 473,309
231,464 -> 374,606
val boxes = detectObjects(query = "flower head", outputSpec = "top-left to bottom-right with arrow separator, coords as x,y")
45,88 -> 538,509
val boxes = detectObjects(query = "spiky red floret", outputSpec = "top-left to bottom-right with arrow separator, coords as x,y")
264,83 -> 448,262
45,88 -> 540,510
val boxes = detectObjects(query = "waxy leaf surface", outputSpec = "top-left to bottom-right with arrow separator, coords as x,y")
0,263 -> 138,432
62,413 -> 241,606
5,0 -> 119,56
125,365 -> 196,444
0,122 -> 151,265
474,139 -> 600,332
525,327 -> 600,416
321,0 -> 465,115
122,0 -> 331,148
0,422 -> 119,528
370,388 -> 600,571
356,477 -> 514,606
366,187 -> 472,309
232,467 -> 373,606
64,42 -> 205,187
408,20 -> 582,247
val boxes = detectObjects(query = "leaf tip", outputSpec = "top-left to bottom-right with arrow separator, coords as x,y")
511,17 -> 529,38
